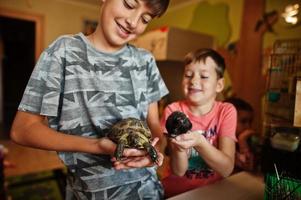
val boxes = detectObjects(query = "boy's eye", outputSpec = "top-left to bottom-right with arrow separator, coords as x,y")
124,0 -> 136,9
201,75 -> 209,79
142,15 -> 152,24
184,71 -> 193,78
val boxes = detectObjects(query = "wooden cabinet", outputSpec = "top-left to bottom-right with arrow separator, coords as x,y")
131,27 -> 214,61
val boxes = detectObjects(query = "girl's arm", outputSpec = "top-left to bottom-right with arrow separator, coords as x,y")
10,111 -> 117,155
237,129 -> 255,153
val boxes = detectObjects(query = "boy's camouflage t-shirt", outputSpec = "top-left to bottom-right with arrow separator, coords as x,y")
19,33 -> 168,194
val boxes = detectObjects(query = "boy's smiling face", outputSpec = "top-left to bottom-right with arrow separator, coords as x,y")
99,0 -> 154,50
182,57 -> 224,107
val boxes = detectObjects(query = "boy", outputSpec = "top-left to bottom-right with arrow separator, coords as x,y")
160,48 -> 237,198
10,0 -> 170,199
224,97 -> 256,172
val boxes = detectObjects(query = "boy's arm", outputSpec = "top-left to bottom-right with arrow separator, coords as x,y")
171,132 -> 235,177
169,141 -> 189,176
10,111 -> 116,155
191,104 -> 236,177
194,135 -> 235,177
147,101 -> 164,148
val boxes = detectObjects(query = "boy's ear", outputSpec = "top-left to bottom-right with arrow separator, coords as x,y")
216,78 -> 224,93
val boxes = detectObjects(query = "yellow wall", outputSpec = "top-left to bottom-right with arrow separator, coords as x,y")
149,0 -> 301,48
1,0 -> 300,49
148,0 -> 243,46
0,0 -> 99,47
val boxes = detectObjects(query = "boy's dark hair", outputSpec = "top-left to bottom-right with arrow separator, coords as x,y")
224,97 -> 253,112
144,0 -> 170,17
184,48 -> 225,79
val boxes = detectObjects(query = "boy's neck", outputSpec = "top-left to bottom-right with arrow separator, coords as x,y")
88,29 -> 125,53
187,101 -> 216,116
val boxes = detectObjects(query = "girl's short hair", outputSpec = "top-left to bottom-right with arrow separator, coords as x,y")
224,97 -> 254,112
184,48 -> 225,79
143,0 -> 170,17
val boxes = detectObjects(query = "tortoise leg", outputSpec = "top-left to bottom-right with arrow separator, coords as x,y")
115,142 -> 125,161
143,143 -> 158,163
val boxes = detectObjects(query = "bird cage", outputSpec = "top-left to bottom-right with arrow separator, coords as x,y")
265,172 -> 301,200
261,39 -> 301,188
264,39 -> 301,130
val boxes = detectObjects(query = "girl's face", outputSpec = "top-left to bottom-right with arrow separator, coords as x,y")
99,0 -> 154,51
236,110 -> 253,135
182,57 -> 224,107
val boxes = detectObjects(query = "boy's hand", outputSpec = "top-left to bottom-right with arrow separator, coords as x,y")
171,130 -> 205,150
112,137 -> 164,170
238,129 -> 256,141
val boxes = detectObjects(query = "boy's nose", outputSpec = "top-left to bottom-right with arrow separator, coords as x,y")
190,76 -> 199,85
126,13 -> 140,28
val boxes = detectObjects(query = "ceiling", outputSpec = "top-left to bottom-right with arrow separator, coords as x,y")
65,0 -> 202,10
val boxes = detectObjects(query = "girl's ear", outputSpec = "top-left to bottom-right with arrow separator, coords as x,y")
216,78 -> 224,93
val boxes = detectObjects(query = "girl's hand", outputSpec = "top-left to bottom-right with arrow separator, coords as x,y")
112,137 -> 164,170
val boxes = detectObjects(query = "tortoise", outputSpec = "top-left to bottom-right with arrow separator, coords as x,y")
108,117 -> 158,163
165,111 -> 192,138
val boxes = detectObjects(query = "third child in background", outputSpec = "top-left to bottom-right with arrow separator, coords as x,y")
224,97 -> 257,172
160,48 -> 237,198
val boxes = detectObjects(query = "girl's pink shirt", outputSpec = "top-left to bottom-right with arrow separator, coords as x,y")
160,100 -> 237,198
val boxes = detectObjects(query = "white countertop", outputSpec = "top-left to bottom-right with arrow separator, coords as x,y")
167,171 -> 265,200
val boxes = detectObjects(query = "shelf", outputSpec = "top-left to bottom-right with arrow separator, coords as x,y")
264,39 -> 301,131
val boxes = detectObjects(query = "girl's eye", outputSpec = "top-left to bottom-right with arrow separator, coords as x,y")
201,75 -> 209,79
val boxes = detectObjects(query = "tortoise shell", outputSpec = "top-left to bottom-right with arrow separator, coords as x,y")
108,118 -> 158,163
108,117 -> 151,147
